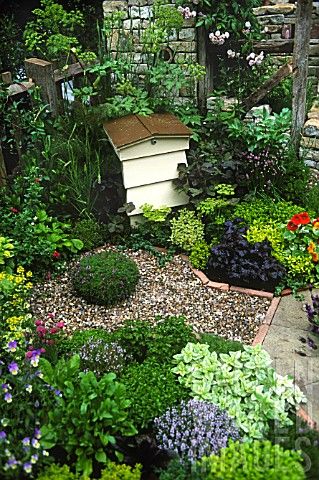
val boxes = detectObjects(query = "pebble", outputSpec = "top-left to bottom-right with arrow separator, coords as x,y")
30,246 -> 271,344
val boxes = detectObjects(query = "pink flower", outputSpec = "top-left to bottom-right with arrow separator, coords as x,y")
47,312 -> 55,319
35,320 -> 44,327
52,251 -> 60,259
10,207 -> 19,214
50,327 -> 58,334
56,321 -> 65,329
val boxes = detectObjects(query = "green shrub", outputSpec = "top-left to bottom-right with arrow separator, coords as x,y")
71,251 -> 139,306
112,316 -> 196,365
267,415 -> 319,480
196,441 -> 305,480
100,462 -> 142,480
36,464 -> 79,480
233,198 -> 305,225
170,209 -> 205,253
305,183 -> 319,214
158,458 -> 189,480
121,359 -> 188,428
189,242 -> 210,270
200,334 -> 243,354
58,328 -> 112,357
71,218 -> 105,251
40,355 -> 137,477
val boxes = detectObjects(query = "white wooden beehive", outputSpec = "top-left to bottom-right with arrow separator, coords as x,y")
103,113 -> 191,219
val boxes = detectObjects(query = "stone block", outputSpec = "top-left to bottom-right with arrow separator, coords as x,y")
178,27 -> 196,41
129,5 -> 140,17
262,24 -> 281,33
140,5 -> 152,18
123,18 -> 141,29
310,44 -> 319,56
304,119 -> 319,138
258,14 -> 285,25
301,136 -> 319,149
103,0 -> 127,14
169,41 -> 196,53
267,4 -> 296,14
253,6 -> 269,16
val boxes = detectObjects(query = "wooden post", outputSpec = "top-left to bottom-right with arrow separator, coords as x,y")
25,58 -> 60,116
291,0 -> 312,149
1,72 -> 12,84
0,143 -> 7,187
197,27 -> 214,114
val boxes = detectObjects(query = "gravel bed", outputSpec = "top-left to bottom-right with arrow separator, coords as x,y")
30,246 -> 271,344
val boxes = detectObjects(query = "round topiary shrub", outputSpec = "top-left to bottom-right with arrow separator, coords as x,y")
72,251 -> 139,306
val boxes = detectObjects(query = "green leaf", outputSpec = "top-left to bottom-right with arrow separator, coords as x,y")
95,450 -> 107,463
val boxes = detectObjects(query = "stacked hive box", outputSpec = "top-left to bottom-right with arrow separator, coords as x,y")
103,113 -> 191,222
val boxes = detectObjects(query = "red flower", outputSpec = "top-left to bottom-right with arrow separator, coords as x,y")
10,207 -> 19,214
287,220 -> 298,232
36,326 -> 47,335
298,212 -> 311,225
34,178 -> 41,184
50,327 -> 59,334
52,251 -> 60,259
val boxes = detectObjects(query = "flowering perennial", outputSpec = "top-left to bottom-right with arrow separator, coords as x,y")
209,30 -> 230,45
154,399 -> 240,463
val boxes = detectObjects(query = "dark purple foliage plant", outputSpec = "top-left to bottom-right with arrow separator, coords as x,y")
154,399 -> 240,464
305,286 -> 319,334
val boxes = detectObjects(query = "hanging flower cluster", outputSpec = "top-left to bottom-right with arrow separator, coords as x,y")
177,6 -> 197,19
246,51 -> 264,67
209,30 -> 230,45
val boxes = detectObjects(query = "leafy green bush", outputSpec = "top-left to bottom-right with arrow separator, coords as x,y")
170,209 -> 205,253
36,464 -> 79,480
112,316 -> 196,365
158,458 -> 189,480
172,343 -> 306,440
196,441 -> 305,480
71,218 -> 105,251
189,242 -> 210,270
121,359 -> 188,428
71,251 -> 139,306
200,334 -> 243,354
233,197 -> 304,225
40,355 -> 137,477
100,462 -> 142,479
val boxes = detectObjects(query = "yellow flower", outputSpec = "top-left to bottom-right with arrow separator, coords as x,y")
16,266 -> 25,274
26,271 -> 33,278
307,241 -> 316,254
3,250 -> 11,258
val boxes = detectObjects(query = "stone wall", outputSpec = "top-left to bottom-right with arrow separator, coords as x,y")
253,1 -> 319,94
102,0 -> 197,101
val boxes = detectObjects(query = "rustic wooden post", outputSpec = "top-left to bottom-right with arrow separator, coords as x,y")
25,58 -> 60,116
291,0 -> 312,149
197,27 -> 214,113
1,72 -> 12,84
0,143 -> 7,187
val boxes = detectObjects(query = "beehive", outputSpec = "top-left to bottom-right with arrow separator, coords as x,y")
103,113 -> 191,219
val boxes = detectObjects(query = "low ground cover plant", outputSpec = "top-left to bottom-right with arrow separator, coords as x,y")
172,342 -> 306,440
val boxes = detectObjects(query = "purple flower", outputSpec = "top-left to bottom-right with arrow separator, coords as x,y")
7,340 -> 18,352
31,438 -> 40,449
8,362 -> 19,375
6,458 -> 18,469
23,462 -> 32,473
0,431 -> 6,440
34,428 -> 41,439
22,437 -> 30,446
154,399 -> 241,463
4,393 -> 12,403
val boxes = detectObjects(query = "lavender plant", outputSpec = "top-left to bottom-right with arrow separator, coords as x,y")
79,339 -> 130,377
305,286 -> 319,334
154,399 -> 240,464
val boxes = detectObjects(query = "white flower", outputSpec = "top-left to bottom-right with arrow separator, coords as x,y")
215,30 -> 221,37
245,21 -> 251,29
224,31 -> 230,38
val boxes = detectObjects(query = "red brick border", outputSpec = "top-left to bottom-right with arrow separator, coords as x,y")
298,406 -> 318,431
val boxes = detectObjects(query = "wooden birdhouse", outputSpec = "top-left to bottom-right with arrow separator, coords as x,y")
103,113 -> 191,222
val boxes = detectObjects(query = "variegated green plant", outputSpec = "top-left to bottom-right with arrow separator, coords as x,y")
172,343 -> 306,440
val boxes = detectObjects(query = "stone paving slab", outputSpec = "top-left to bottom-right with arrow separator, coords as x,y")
262,291 -> 319,426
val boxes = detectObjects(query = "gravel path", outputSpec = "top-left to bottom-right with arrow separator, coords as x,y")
30,247 -> 271,344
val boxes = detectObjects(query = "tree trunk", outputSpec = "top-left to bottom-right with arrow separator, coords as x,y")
291,0 -> 313,150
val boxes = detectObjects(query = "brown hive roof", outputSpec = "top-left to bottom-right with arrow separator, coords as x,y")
103,113 -> 191,149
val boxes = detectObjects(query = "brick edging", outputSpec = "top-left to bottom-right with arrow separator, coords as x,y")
298,406 -> 318,432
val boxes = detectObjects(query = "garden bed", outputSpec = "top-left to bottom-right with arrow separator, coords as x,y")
30,246 -> 271,344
